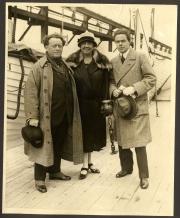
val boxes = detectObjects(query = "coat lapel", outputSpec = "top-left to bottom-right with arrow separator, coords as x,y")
113,48 -> 136,85
113,56 -> 123,83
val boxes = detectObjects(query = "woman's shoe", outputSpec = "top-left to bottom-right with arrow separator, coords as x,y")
88,163 -> 100,173
79,167 -> 88,180
35,180 -> 47,193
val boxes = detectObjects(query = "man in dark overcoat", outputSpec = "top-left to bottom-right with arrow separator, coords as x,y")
24,33 -> 83,193
110,29 -> 156,189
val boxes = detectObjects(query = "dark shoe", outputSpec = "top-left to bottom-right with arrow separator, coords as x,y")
88,163 -> 100,173
49,172 -> 71,180
116,170 -> 132,178
140,178 -> 149,189
35,180 -> 47,193
79,167 -> 88,180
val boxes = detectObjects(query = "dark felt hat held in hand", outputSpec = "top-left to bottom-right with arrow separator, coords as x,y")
21,125 -> 43,148
116,94 -> 138,119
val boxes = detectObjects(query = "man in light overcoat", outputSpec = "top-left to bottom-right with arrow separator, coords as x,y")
24,33 -> 83,193
110,29 -> 156,189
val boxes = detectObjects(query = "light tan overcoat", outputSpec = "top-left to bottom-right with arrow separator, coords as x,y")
110,48 -> 156,148
24,56 -> 83,166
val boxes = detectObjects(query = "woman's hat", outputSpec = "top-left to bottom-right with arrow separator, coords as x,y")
21,125 -> 43,148
78,31 -> 97,47
116,94 -> 138,119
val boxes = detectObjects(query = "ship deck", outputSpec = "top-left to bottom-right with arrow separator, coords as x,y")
3,101 -> 174,216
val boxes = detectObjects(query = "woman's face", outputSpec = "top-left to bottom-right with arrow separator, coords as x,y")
80,41 -> 94,55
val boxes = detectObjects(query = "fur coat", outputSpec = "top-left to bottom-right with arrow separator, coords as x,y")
66,49 -> 112,152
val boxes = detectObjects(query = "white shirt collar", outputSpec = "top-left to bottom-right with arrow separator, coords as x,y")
120,48 -> 130,59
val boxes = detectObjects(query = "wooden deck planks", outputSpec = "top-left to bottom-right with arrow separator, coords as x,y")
3,101 -> 174,215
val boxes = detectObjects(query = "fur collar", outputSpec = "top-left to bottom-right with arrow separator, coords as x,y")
66,49 -> 112,71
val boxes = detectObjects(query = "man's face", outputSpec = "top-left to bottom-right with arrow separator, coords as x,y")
45,37 -> 63,58
80,41 -> 94,55
114,34 -> 130,54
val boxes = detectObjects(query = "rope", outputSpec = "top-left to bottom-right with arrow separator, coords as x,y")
133,9 -> 137,49
137,9 -> 159,117
7,54 -> 25,120
137,9 -> 151,58
129,8 -> 132,29
12,6 -> 17,43
155,55 -> 166,61
157,74 -> 171,95
61,7 -> 64,35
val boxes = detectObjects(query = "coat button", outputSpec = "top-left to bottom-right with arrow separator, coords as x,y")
46,115 -> 50,119
45,102 -> 48,106
44,76 -> 47,79
44,89 -> 47,93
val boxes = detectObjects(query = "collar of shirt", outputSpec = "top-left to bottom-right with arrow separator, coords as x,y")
119,48 -> 130,59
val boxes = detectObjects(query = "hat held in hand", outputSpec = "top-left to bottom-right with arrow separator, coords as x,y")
116,94 -> 138,119
21,125 -> 43,148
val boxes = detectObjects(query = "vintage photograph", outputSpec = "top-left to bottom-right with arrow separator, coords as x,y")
3,2 -> 177,216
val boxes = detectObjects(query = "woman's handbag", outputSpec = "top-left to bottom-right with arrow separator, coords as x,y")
100,100 -> 113,116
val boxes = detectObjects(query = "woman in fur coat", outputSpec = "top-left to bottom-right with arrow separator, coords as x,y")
66,31 -> 111,179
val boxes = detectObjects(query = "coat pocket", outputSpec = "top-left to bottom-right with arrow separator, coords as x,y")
136,99 -> 149,116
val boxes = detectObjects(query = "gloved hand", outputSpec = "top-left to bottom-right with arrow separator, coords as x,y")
112,89 -> 122,98
118,85 -> 126,91
123,86 -> 136,96
27,119 -> 39,127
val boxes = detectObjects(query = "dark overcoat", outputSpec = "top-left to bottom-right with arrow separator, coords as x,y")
110,48 -> 156,149
66,49 -> 112,152
24,55 -> 83,166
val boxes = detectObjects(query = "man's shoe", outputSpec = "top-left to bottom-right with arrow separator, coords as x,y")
49,172 -> 71,180
140,178 -> 149,189
35,180 -> 47,193
116,170 -> 132,178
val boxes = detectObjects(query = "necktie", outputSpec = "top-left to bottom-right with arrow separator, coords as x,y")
121,54 -> 125,64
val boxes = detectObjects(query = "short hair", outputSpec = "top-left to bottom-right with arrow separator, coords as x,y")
43,33 -> 66,47
113,29 -> 131,42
